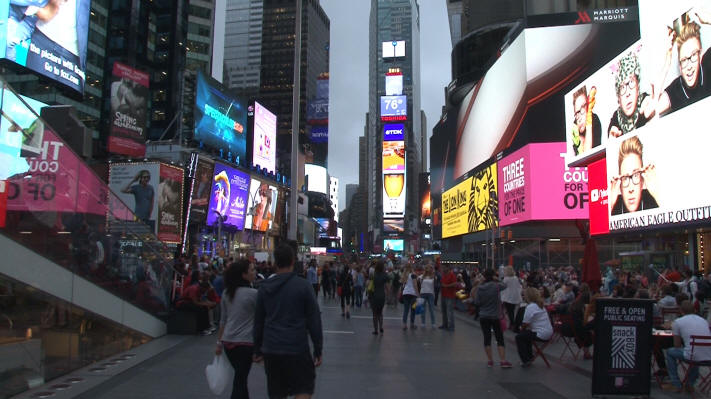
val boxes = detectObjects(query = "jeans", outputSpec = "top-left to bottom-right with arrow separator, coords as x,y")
441,297 -> 455,330
402,294 -> 417,325
420,293 -> 436,325
354,286 -> 363,307
666,347 -> 699,388
224,345 -> 254,399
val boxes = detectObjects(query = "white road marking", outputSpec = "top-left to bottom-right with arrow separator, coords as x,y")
323,330 -> 355,334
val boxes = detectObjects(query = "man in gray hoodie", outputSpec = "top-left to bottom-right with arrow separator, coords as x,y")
254,244 -> 323,399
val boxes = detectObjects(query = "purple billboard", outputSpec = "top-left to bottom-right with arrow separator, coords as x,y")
206,162 -> 250,230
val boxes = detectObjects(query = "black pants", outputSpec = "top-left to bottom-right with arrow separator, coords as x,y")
503,302 -> 517,329
434,288 -> 440,306
513,306 -> 526,333
224,345 -> 254,399
516,330 -> 546,363
480,317 -> 505,347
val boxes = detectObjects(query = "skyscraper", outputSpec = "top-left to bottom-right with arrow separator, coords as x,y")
224,0 -> 330,180
366,0 -> 423,252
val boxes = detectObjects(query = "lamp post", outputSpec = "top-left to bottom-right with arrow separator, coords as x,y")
288,0 -> 302,242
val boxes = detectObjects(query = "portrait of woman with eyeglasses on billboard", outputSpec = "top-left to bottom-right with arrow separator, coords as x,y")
609,136 -> 659,215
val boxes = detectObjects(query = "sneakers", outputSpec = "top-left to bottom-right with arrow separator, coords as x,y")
661,383 -> 683,393
500,361 -> 513,369
487,361 -> 494,368
520,360 -> 533,368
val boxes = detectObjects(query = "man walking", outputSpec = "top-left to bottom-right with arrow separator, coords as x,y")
254,244 -> 323,399
439,263 -> 457,331
306,260 -> 319,295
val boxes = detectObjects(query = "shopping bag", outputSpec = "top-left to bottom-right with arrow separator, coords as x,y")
205,353 -> 234,395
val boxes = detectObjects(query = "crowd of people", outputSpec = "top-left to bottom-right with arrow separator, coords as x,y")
170,247 -> 711,397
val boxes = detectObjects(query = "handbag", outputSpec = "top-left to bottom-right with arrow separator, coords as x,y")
366,279 -> 375,296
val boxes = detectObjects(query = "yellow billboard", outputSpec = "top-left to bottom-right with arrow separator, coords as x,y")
441,163 -> 499,238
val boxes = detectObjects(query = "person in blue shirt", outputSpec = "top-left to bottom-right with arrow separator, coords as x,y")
307,260 -> 319,295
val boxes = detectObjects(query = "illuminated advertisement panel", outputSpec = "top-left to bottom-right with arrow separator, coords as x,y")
0,87 -> 46,180
252,101 -> 276,174
245,177 -> 278,232
419,172 -> 431,224
588,158 -> 609,236
157,164 -> 185,243
305,163 -> 328,194
0,0 -> 91,93
383,218 -> 405,234
382,40 -> 405,58
108,62 -> 149,157
498,143 -> 589,226
206,162 -> 250,230
380,95 -> 407,121
383,123 -> 404,141
604,98 -> 711,232
382,140 -> 406,218
194,70 -> 247,161
385,73 -> 403,96
441,163 -> 498,239
382,141 -> 405,173
383,239 -> 404,252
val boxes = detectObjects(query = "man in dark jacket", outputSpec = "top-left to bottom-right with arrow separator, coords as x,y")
254,244 -> 323,398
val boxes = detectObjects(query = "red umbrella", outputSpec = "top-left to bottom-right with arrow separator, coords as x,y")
581,238 -> 602,293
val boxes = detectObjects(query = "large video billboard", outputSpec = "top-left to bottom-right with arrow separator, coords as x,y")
380,95 -> 407,121
109,162 -> 184,243
0,0 -> 91,93
382,139 -> 406,219
498,143 -> 589,226
383,239 -> 404,252
441,163 -> 498,239
108,62 -> 149,157
206,162 -> 250,230
252,101 -> 276,174
419,172 -> 431,225
382,41 -> 405,58
385,73 -> 403,96
305,163 -> 328,194
0,86 -> 46,180
382,141 -> 405,173
194,70 -> 247,161
383,123 -> 405,141
187,155 -> 214,223
245,177 -> 278,232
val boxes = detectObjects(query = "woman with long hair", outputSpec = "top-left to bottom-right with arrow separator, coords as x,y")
500,265 -> 522,331
515,287 -> 554,367
474,268 -> 512,368
215,260 -> 258,399
370,260 -> 389,334
419,264 -> 437,328
401,263 -> 420,330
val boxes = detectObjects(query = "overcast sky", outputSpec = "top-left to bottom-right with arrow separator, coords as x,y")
320,0 -> 452,211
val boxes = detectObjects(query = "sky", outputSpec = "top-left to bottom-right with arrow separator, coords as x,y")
320,0 -> 452,211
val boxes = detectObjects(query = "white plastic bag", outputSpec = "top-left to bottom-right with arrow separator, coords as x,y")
205,353 -> 234,395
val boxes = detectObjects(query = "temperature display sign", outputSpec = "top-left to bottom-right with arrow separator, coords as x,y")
380,95 -> 407,121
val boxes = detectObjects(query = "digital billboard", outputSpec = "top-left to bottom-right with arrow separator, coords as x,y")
305,163 -> 328,194
309,126 -> 328,143
383,123 -> 404,141
382,41 -> 405,58
498,143 -> 589,226
206,162 -> 250,230
383,239 -> 404,252
0,86 -> 46,180
194,70 -> 247,161
380,95 -> 407,121
187,155 -> 214,223
588,158 -> 609,236
385,73 -> 403,96
252,101 -> 276,174
157,164 -> 185,243
441,163 -> 498,239
245,177 -> 278,232
0,0 -> 91,93
604,98 -> 711,232
382,141 -> 405,172
108,62 -> 149,157
383,218 -> 405,234
419,172 -> 431,224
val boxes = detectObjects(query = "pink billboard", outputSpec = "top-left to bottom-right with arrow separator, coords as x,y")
7,129 -> 107,215
498,142 -> 588,226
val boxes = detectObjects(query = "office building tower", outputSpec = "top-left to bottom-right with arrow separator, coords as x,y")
224,0 -> 264,94
366,0 -> 423,252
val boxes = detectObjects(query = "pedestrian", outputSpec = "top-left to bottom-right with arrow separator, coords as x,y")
516,287 -> 553,367
338,263 -> 354,318
216,260 -> 257,399
307,260 -> 319,295
500,266 -> 522,330
253,244 -> 323,399
439,263 -> 457,331
419,264 -> 436,328
321,263 -> 332,299
370,260 -> 389,335
401,264 -> 420,330
434,266 -> 442,306
354,266 -> 365,308
474,268 -> 513,368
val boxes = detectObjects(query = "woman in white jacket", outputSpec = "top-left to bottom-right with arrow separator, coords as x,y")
500,266 -> 522,331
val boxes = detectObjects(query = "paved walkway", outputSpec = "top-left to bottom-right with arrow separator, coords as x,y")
23,297 -> 681,399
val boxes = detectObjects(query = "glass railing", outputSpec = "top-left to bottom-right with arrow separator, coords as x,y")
0,77 -> 173,395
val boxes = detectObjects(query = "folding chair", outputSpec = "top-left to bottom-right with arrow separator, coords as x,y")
553,313 -> 580,361
680,335 -> 711,397
532,339 -> 552,368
